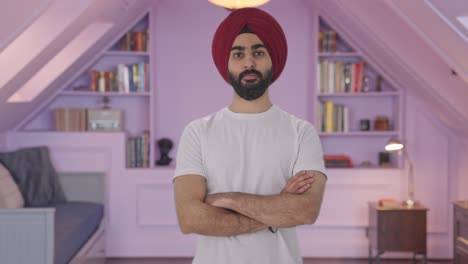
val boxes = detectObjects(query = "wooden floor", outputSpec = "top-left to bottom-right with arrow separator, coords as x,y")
106,258 -> 453,264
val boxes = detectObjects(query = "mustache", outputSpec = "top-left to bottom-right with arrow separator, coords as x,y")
239,69 -> 263,80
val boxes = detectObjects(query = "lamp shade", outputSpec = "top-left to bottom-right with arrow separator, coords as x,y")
385,138 -> 404,152
208,0 -> 270,9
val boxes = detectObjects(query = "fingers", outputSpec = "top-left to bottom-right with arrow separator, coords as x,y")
290,170 -> 307,181
296,183 -> 311,194
288,171 -> 314,188
291,170 -> 314,182
291,177 -> 315,194
281,171 -> 316,194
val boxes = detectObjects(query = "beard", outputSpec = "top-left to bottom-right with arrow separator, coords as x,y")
228,68 -> 273,101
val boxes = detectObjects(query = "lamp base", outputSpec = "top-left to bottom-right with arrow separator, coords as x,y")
405,199 -> 416,208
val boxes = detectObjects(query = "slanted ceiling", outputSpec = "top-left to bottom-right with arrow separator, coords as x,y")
0,0 -> 52,51
0,0 -> 153,132
0,0 -> 467,135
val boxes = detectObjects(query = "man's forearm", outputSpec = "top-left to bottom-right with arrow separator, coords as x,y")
208,192 -> 313,228
207,171 -> 326,228
180,200 -> 267,236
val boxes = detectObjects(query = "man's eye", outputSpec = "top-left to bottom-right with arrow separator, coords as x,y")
254,51 -> 264,57
233,52 -> 243,58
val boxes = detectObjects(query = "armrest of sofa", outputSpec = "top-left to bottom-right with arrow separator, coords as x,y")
0,208 -> 55,264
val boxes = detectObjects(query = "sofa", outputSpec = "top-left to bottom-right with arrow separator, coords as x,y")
0,146 -> 105,264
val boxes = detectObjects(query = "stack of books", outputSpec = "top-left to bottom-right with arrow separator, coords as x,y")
53,108 -> 87,131
126,130 -> 150,168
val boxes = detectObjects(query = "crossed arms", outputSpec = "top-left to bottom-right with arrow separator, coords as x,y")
173,170 -> 326,237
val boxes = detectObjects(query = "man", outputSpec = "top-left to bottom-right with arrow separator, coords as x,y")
173,7 -> 327,264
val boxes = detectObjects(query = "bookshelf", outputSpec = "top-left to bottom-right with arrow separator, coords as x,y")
316,17 -> 402,168
59,91 -> 150,97
20,12 -> 154,169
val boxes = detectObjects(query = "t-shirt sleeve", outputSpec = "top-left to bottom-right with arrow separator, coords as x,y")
173,121 -> 206,180
292,122 -> 327,179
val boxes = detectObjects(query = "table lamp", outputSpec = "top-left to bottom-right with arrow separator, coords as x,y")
384,139 -> 415,207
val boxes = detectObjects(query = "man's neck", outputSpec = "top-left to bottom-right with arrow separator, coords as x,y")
228,92 -> 273,114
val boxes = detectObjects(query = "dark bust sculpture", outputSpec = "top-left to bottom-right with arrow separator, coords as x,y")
156,138 -> 173,166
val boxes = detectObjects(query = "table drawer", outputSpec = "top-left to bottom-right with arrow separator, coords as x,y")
453,201 -> 468,264
454,254 -> 468,264
457,221 -> 468,242
457,236 -> 468,253
456,209 -> 468,224
375,210 -> 426,252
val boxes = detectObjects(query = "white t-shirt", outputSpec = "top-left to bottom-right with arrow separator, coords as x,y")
174,105 -> 326,264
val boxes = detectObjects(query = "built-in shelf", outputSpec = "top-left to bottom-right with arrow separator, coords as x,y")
19,130 -> 127,134
318,52 -> 360,57
326,166 -> 399,170
317,92 -> 399,97
124,166 -> 175,173
60,91 -> 150,97
103,51 -> 149,56
319,131 -> 399,137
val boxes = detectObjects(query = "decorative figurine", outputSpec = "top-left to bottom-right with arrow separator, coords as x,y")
359,119 -> 370,131
156,138 -> 173,166
376,75 -> 383,92
362,76 -> 370,92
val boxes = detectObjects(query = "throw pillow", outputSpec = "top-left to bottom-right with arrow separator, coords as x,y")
0,146 -> 67,206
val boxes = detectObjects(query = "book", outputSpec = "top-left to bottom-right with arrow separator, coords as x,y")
325,101 -> 334,132
323,154 -> 353,168
378,198 -> 401,208
53,108 -> 87,131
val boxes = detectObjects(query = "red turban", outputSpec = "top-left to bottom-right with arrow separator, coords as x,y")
212,8 -> 288,84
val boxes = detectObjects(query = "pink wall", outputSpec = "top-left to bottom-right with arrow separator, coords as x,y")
152,0 -> 315,153
459,145 -> 468,200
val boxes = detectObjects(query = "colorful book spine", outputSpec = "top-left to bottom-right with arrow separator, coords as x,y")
139,62 -> 145,92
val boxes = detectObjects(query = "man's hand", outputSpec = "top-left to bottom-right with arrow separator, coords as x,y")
281,170 -> 315,194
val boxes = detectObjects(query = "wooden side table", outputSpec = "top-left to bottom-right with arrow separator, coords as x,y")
453,201 -> 468,264
367,202 -> 428,264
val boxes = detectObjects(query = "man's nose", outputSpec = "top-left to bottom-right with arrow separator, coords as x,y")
244,55 -> 256,69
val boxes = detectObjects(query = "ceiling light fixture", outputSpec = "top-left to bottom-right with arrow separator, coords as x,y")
208,0 -> 270,10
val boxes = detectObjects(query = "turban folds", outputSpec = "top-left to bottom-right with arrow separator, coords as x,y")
212,8 -> 288,84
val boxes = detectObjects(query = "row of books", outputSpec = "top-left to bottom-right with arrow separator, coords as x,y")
118,31 -> 149,52
318,30 -> 337,52
126,130 -> 150,168
89,62 -> 149,93
53,108 -> 87,131
324,154 -> 353,168
317,60 -> 365,94
317,101 -> 349,133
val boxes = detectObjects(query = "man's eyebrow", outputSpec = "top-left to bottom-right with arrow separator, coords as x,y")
252,44 -> 266,50
230,44 -> 266,51
231,46 -> 245,51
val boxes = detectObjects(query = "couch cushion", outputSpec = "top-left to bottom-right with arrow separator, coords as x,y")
52,201 -> 104,264
0,146 -> 67,206
0,162 -> 24,208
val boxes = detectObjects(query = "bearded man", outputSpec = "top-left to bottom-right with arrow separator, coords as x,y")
173,7 -> 327,264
